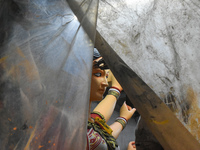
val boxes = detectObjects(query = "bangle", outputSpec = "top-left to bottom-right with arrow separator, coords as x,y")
116,117 -> 127,124
110,86 -> 122,92
108,87 -> 121,99
109,88 -> 120,94
107,90 -> 120,99
115,117 -> 127,130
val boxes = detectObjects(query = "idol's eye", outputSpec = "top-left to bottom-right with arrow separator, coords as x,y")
94,73 -> 101,77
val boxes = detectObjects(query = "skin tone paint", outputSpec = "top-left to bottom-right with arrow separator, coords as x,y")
90,57 -> 109,102
88,56 -> 136,141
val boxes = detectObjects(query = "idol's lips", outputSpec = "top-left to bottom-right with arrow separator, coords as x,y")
98,89 -> 105,92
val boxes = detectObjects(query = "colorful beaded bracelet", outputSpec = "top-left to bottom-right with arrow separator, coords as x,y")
107,90 -> 120,99
115,117 -> 127,130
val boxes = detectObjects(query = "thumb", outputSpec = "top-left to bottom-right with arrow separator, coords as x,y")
122,101 -> 128,109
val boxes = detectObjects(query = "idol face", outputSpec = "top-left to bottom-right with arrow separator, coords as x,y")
90,57 -> 109,101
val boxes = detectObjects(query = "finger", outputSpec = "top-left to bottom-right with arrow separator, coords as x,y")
130,141 -> 136,148
132,141 -> 136,145
128,142 -> 133,146
124,102 -> 132,111
123,101 -> 127,108
127,105 -> 132,110
130,108 -> 137,114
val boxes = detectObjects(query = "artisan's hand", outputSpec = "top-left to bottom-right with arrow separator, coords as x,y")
109,71 -> 123,91
127,141 -> 136,150
120,102 -> 136,121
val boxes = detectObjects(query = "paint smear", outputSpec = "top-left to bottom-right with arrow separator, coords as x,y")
16,47 -> 25,58
18,59 -> 39,81
24,126 -> 37,150
150,119 -> 169,125
186,87 -> 200,141
0,56 -> 8,63
38,145 -> 44,149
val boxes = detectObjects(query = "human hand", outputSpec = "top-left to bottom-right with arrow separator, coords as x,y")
120,102 -> 136,121
127,141 -> 136,150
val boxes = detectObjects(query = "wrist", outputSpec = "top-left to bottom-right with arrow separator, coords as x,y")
110,86 -> 122,92
107,87 -> 121,100
115,117 -> 127,130
119,115 -> 130,121
118,116 -> 128,122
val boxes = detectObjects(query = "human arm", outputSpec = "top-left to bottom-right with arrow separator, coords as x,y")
110,102 -> 136,139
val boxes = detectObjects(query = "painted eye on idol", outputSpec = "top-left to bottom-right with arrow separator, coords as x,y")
94,73 -> 101,77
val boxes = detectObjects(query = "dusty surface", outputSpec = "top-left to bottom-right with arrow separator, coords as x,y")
97,0 -> 200,142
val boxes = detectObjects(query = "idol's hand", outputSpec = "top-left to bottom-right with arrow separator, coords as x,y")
127,141 -> 136,150
120,102 -> 136,121
109,71 -> 123,91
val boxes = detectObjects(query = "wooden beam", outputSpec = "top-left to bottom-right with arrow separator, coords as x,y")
67,0 -> 200,149
95,30 -> 200,150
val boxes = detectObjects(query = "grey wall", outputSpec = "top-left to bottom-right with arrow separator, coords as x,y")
97,0 -> 200,143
